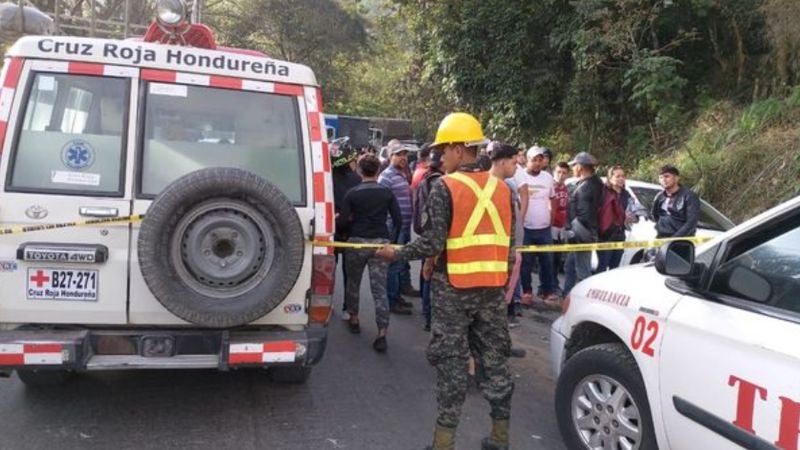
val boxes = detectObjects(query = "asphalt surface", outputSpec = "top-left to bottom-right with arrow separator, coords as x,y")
0,264 -> 566,450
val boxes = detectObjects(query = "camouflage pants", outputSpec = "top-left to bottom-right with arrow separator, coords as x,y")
427,272 -> 514,428
344,238 -> 390,330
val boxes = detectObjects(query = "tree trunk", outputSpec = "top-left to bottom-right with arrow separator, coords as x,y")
775,37 -> 790,89
732,16 -> 747,88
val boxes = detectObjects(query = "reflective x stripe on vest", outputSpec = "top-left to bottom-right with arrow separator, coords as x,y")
443,171 -> 512,289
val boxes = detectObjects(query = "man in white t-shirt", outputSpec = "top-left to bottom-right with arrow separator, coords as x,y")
514,146 -> 559,304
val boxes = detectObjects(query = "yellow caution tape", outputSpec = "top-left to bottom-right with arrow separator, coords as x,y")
0,214 -> 146,236
311,240 -> 403,249
515,236 -> 713,253
1,215 -> 713,254
311,236 -> 713,252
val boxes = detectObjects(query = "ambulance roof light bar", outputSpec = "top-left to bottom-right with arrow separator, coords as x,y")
157,0 -> 187,27
144,0 -> 217,49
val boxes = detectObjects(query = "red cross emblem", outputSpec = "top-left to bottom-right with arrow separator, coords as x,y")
30,270 -> 50,288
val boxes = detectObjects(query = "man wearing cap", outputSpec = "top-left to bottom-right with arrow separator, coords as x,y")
379,141 -> 416,314
563,152 -> 604,295
514,145 -> 559,304
652,165 -> 699,238
377,113 -> 515,450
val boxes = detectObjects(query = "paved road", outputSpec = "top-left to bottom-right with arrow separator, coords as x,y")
0,265 -> 566,450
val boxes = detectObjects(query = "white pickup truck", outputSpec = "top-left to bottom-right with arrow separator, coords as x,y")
550,194 -> 800,449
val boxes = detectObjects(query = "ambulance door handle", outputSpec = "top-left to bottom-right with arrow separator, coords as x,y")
79,207 -> 119,218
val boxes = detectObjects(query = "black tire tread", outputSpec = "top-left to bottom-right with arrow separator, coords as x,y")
138,167 -> 305,328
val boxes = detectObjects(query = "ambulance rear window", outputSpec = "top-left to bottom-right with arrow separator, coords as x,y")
8,73 -> 128,195
139,82 -> 305,204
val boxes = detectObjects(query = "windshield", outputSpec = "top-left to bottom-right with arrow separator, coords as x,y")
139,82 -> 305,203
630,186 -> 735,232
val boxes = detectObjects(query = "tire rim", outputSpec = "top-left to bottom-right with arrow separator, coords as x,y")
571,374 -> 642,450
170,199 -> 276,298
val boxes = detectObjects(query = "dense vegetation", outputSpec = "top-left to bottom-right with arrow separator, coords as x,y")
3,0 -> 799,219
216,0 -> 800,219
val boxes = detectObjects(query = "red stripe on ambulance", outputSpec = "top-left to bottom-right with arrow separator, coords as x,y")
209,75 -> 242,90
274,83 -> 303,97
0,343 -> 64,366
228,341 -> 297,365
0,57 -> 24,153
67,62 -> 105,75
141,69 -> 177,83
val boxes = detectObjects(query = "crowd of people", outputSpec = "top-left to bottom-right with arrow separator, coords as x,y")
330,113 -> 701,450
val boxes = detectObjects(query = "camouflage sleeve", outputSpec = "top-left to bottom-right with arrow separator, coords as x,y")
396,179 -> 451,261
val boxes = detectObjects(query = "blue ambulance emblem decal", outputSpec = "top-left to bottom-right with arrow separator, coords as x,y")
61,140 -> 95,170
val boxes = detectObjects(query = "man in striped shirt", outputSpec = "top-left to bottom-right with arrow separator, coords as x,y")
379,141 -> 415,314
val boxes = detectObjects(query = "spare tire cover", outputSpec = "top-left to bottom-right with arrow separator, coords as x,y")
138,167 -> 305,328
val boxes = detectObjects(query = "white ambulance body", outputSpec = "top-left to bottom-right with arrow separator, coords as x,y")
550,194 -> 800,449
0,5 -> 335,385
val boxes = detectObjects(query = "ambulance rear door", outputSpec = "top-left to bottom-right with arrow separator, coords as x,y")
0,59 -> 137,324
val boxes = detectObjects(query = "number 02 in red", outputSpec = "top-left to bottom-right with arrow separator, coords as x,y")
630,315 -> 659,357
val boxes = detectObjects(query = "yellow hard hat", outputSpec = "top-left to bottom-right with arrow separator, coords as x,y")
431,112 -> 489,148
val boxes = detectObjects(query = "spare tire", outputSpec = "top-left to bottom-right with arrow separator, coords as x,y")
138,168 -> 305,328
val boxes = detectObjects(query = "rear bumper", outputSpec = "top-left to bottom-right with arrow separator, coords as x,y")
0,326 -> 327,372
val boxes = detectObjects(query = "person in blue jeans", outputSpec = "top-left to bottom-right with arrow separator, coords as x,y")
386,229 -> 412,314
513,146 -> 559,303
379,141 -> 415,315
413,149 -> 444,330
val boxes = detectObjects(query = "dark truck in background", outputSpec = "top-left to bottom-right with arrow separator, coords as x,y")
324,114 -> 414,150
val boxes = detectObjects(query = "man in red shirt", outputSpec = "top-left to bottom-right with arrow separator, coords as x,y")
551,162 -> 570,294
411,144 -> 431,192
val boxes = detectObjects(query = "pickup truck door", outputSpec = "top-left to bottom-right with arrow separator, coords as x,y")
0,60 -> 137,324
659,210 -> 800,449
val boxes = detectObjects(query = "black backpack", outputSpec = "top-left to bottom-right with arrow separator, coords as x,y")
413,171 -> 443,235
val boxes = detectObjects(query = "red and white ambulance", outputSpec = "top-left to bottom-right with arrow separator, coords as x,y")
0,0 -> 335,385
550,194 -> 800,449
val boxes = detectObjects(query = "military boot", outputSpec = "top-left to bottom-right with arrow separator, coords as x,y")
424,424 -> 456,450
480,419 -> 509,450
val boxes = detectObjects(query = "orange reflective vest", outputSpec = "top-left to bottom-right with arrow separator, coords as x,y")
442,171 -> 513,289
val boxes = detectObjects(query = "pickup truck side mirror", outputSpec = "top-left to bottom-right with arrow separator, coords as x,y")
655,240 -> 695,277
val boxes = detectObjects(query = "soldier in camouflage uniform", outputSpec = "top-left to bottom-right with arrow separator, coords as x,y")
378,113 -> 515,450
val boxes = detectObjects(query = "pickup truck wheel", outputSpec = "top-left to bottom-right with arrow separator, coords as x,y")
17,369 -> 69,386
555,343 -> 658,450
138,168 -> 305,328
269,366 -> 311,384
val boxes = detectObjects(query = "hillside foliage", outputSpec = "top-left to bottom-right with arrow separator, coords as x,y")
2,0 -> 799,218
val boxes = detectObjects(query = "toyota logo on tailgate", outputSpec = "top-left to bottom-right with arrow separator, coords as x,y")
25,205 -> 48,220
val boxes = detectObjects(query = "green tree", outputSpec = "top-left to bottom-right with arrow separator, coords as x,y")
205,0 -> 368,108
